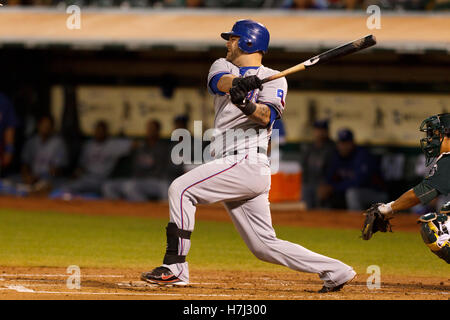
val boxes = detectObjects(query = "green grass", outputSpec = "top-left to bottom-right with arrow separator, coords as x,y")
0,209 -> 447,277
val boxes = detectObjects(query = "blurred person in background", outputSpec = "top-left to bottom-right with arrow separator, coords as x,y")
281,0 -> 431,9
4,0 -> 21,4
360,0 -> 430,10
59,120 -> 133,198
21,115 -> 67,194
102,119 -> 182,202
185,0 -> 204,6
318,128 -> 387,210
173,114 -> 190,131
0,92 -> 19,178
9,0 -> 439,8
300,119 -> 335,209
158,0 -> 204,7
410,153 -> 438,214
282,0 -> 328,9
327,0 -> 363,9
172,114 -> 205,166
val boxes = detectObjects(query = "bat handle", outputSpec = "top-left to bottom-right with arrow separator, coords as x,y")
261,77 -> 273,84
261,72 -> 287,84
261,63 -> 306,84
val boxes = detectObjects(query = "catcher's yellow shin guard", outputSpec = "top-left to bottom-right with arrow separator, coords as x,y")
418,213 -> 450,264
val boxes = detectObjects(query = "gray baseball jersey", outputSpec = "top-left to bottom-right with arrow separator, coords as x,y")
207,58 -> 287,157
22,135 -> 67,179
80,138 -> 132,179
161,59 -> 355,288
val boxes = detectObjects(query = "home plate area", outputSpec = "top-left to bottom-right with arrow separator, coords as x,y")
0,267 -> 448,300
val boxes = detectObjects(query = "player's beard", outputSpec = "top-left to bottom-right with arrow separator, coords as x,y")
226,46 -> 241,63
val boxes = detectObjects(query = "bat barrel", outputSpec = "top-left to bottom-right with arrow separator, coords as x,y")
354,34 -> 377,50
316,34 -> 377,65
261,34 -> 377,84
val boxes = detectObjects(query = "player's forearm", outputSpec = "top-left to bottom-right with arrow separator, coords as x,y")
217,74 -> 237,93
390,189 -> 421,213
247,103 -> 271,126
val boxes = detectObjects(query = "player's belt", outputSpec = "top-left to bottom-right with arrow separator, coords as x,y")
224,147 -> 267,156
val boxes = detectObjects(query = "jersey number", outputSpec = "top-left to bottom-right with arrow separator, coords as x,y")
277,89 -> 285,106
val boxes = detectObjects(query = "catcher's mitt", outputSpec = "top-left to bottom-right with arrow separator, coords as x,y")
361,203 -> 393,240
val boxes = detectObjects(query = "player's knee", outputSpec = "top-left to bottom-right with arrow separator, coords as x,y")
247,239 -> 274,262
250,246 -> 269,261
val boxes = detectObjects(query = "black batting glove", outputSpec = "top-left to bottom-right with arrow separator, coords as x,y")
229,86 -> 257,116
232,75 -> 263,92
229,85 -> 248,107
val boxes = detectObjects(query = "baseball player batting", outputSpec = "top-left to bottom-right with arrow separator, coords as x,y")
141,19 -> 356,293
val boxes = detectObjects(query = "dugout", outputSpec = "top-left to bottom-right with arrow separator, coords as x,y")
0,8 -> 449,199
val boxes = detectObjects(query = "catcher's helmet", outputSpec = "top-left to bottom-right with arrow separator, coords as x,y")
419,113 -> 450,166
221,19 -> 270,54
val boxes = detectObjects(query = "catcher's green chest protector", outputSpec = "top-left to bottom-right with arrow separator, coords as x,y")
418,211 -> 450,264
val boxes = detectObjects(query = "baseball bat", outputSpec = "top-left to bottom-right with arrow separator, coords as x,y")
261,34 -> 377,84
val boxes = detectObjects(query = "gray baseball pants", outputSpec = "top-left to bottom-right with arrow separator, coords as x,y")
162,152 -> 355,287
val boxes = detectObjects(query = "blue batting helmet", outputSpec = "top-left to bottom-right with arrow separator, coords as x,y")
221,19 -> 270,54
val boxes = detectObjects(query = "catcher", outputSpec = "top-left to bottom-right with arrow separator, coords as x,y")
362,113 -> 450,264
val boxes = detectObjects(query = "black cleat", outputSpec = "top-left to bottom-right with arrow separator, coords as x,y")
318,283 -> 346,293
141,266 -> 187,286
318,273 -> 356,293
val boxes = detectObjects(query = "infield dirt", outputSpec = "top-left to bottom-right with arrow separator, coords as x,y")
0,266 -> 448,300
